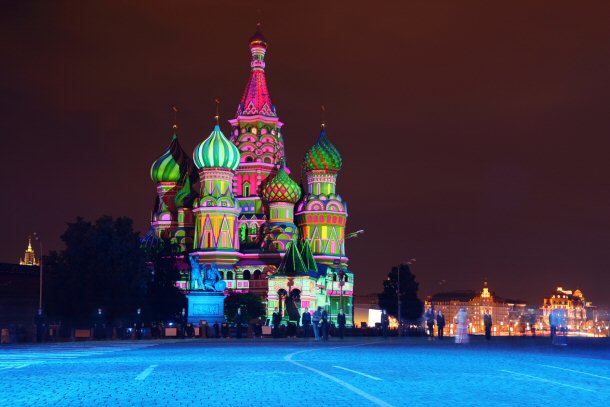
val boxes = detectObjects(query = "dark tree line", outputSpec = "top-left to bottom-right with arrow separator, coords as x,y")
378,263 -> 424,322
45,216 -> 185,326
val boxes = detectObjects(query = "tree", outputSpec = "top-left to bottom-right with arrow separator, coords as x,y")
141,242 -> 187,323
224,292 -> 266,323
378,264 -> 424,322
45,216 -> 185,325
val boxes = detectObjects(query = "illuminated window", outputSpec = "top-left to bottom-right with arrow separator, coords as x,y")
243,182 -> 250,197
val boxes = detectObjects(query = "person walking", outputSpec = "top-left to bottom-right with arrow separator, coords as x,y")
381,309 -> 389,339
455,307 -> 469,344
272,307 -> 281,339
321,308 -> 329,340
549,309 -> 557,340
312,307 -> 322,341
425,308 -> 435,339
301,308 -> 311,338
553,309 -> 568,346
337,308 -> 346,339
235,307 -> 243,339
436,310 -> 446,339
34,309 -> 47,343
483,310 -> 493,340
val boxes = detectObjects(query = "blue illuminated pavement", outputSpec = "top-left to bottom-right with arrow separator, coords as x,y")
1,336 -> 609,406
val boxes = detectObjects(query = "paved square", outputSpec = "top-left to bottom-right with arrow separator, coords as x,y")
1,337 -> 609,406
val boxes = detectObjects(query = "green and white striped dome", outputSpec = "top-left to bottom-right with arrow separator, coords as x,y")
193,124 -> 241,171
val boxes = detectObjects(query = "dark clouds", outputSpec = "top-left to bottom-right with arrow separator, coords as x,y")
1,1 -> 609,305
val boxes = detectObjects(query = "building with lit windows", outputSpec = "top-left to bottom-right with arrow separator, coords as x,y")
542,287 -> 590,333
425,282 -> 526,336
144,25 -> 354,325
19,237 -> 39,266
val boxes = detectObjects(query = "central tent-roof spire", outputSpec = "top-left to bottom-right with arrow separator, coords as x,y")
236,23 -> 276,118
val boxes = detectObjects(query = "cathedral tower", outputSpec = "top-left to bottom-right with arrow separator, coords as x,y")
150,128 -> 189,240
296,124 -> 348,267
261,165 -> 302,252
191,118 -> 242,265
229,24 -> 284,247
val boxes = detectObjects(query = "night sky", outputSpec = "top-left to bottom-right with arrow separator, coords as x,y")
2,1 -> 609,305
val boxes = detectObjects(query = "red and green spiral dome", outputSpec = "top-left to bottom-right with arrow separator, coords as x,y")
263,167 -> 302,203
304,127 -> 342,172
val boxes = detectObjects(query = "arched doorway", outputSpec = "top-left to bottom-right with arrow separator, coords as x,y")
286,289 -> 301,321
277,289 -> 288,317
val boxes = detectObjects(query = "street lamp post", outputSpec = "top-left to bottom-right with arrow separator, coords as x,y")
33,233 -> 43,313
334,229 -> 363,326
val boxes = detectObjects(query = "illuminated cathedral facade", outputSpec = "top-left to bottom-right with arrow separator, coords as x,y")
145,26 -> 354,325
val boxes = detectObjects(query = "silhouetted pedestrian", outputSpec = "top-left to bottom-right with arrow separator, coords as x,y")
484,310 -> 493,340
337,308 -> 346,339
312,307 -> 322,341
321,308 -> 329,340
301,308 -> 311,338
235,307 -> 243,339
272,307 -> 281,338
34,309 -> 47,343
436,310 -> 446,339
381,309 -> 389,339
549,309 -> 557,339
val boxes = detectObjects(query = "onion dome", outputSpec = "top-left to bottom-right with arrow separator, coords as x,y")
150,133 -> 189,183
193,124 -> 241,171
263,166 -> 302,203
140,228 -> 164,252
304,126 -> 342,172
249,23 -> 267,49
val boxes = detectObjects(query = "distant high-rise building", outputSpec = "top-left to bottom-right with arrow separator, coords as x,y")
19,236 -> 39,266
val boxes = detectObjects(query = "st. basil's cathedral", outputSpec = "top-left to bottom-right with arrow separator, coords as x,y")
144,25 -> 354,326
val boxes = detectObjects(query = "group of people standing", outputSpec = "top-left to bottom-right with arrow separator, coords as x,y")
424,308 -> 448,340
271,306 -> 348,341
423,307 -> 494,343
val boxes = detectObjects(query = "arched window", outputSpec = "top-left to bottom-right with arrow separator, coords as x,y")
243,182 -> 250,197
332,273 -> 337,282
344,275 -> 349,283
243,270 -> 251,280
246,156 -> 254,163
253,270 -> 261,280
250,224 -> 258,234
263,157 -> 272,164
226,271 -> 234,280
